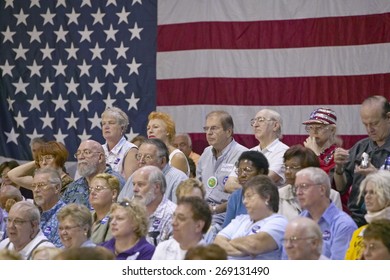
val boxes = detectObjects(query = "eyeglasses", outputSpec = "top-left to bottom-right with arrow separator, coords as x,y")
305,125 -> 328,133
282,236 -> 317,244
250,117 -> 274,126
292,183 -> 322,194
283,164 -> 302,171
202,126 -> 222,133
235,167 -> 256,176
74,149 -> 101,159
5,217 -> 30,226
58,225 -> 80,232
31,182 -> 52,191
39,154 -> 55,162
135,153 -> 159,162
89,185 -> 110,192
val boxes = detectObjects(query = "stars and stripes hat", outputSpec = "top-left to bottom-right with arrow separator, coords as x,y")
302,108 -> 337,125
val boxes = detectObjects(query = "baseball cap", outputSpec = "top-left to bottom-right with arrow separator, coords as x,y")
302,108 -> 337,125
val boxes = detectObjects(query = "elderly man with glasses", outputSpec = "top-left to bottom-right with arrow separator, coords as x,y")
0,201 -> 55,259
283,217 -> 328,260
61,140 -> 125,209
118,138 -> 188,203
286,167 -> 357,260
32,168 -> 67,247
197,110 -> 248,227
333,95 -> 390,227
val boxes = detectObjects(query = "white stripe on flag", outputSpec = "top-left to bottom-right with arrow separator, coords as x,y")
157,104 -> 365,135
157,43 -> 390,79
158,0 -> 390,24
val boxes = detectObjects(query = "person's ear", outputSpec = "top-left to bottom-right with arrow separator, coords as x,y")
195,220 -> 205,233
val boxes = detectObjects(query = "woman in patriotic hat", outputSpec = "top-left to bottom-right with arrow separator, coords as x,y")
302,108 -> 349,212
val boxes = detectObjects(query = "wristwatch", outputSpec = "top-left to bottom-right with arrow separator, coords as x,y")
335,167 -> 345,175
212,205 -> 217,214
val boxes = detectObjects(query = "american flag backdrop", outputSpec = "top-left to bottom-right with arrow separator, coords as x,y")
156,0 -> 390,153
1,0 -> 390,164
0,0 -> 156,162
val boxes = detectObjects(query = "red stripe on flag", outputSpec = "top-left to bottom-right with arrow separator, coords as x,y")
158,13 -> 390,51
190,134 -> 367,155
157,74 -> 390,106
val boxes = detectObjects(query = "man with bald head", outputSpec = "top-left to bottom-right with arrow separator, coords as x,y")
333,95 -> 390,227
283,217 -> 328,260
61,140 -> 125,209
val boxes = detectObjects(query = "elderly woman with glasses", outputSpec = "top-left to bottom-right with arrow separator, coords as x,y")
100,199 -> 155,260
0,201 -> 55,259
101,107 -> 138,180
302,108 -> 343,174
57,204 -> 95,249
7,141 -> 73,194
89,173 -> 121,244
214,175 -> 288,260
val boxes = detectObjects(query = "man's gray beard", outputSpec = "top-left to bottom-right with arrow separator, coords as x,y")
133,189 -> 156,206
78,163 -> 96,177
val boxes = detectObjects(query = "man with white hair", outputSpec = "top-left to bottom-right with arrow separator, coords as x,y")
283,217 -> 328,260
224,109 -> 288,194
293,167 -> 357,259
32,168 -> 66,247
0,201 -> 55,259
250,109 -> 289,186
132,165 -> 176,246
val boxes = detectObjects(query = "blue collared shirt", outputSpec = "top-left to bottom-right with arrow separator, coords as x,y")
40,199 -> 67,248
300,202 -> 357,259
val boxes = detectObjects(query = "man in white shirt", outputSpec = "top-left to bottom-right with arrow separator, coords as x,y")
152,196 -> 211,260
0,201 -> 54,259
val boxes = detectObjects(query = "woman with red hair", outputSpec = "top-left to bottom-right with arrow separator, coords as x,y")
147,111 -> 189,176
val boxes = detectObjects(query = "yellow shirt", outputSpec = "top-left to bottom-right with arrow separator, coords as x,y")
345,225 -> 367,260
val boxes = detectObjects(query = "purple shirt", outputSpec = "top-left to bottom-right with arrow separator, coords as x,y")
100,237 -> 155,260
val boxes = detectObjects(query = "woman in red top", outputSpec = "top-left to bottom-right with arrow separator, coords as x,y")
302,108 -> 349,212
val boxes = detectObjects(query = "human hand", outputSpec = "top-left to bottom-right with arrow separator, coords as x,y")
354,162 -> 377,176
303,137 -> 321,155
334,148 -> 349,165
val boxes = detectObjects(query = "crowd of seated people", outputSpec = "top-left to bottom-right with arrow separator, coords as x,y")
1,95 -> 390,260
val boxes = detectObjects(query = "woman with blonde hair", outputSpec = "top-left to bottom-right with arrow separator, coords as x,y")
89,173 -> 120,244
147,111 -> 189,176
57,204 -> 95,249
100,199 -> 155,260
345,171 -> 390,259
175,178 -> 205,201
